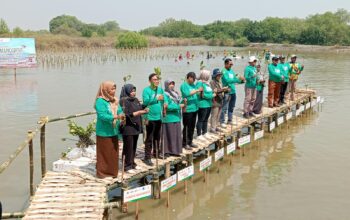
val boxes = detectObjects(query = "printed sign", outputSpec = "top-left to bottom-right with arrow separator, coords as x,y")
161,174 -> 177,192
0,38 -> 37,68
300,105 -> 305,113
178,165 -> 194,182
123,185 -> 152,203
269,122 -> 276,131
214,148 -> 225,162
199,156 -> 212,171
320,97 -> 325,104
226,142 -> 236,154
254,130 -> 264,141
311,100 -> 317,107
277,117 -> 284,125
238,135 -> 251,147
286,112 -> 293,120
317,96 -> 321,103
306,102 -> 311,110
296,108 -> 301,116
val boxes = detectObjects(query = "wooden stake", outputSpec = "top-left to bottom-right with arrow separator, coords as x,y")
135,201 -> 139,220
28,130 -> 34,197
39,117 -> 47,178
165,162 -> 171,207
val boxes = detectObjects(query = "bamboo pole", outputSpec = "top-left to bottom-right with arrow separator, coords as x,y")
48,111 -> 96,123
39,116 -> 48,178
28,130 -> 34,197
1,212 -> 25,219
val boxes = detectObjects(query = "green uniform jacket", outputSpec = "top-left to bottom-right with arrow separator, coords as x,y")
162,92 -> 181,123
196,81 -> 214,108
95,98 -> 123,137
268,64 -> 283,83
180,81 -> 198,113
221,68 -> 243,94
244,65 -> 257,88
278,63 -> 290,82
142,86 -> 164,121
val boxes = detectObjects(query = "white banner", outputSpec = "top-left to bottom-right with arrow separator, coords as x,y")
306,102 -> 311,109
286,112 -> 293,120
269,122 -> 276,131
254,130 -> 264,141
214,148 -> 225,162
178,165 -> 194,182
226,142 -> 236,154
238,135 -> 251,147
161,174 -> 177,192
277,117 -> 284,125
199,156 -> 212,171
123,185 -> 152,203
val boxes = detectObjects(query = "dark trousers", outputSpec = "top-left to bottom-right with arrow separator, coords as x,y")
279,82 -> 288,103
122,135 -> 139,170
182,111 -> 197,146
145,120 -> 161,159
196,107 -> 211,136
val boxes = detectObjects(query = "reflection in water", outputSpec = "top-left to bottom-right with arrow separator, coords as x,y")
113,111 -> 318,219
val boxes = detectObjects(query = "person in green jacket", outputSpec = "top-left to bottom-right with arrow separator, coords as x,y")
288,54 -> 305,101
220,58 -> 245,126
162,79 -> 185,157
196,69 -> 215,136
278,55 -> 290,104
95,81 -> 124,178
243,56 -> 258,118
142,73 -> 164,166
268,56 -> 284,108
180,72 -> 202,150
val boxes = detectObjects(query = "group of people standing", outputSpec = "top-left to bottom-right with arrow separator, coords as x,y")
94,54 -> 304,178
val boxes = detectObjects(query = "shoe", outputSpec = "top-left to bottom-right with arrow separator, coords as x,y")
134,166 -> 142,170
249,112 -> 255,117
227,121 -> 233,125
220,123 -> 227,128
190,143 -> 198,148
253,111 -> 261,114
126,169 -> 136,174
143,159 -> 154,166
243,113 -> 250,119
209,128 -> 217,134
197,135 -> 206,141
268,105 -> 274,108
183,145 -> 192,150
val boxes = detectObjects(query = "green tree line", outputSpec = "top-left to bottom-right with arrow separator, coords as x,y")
141,9 -> 350,46
0,9 -> 349,47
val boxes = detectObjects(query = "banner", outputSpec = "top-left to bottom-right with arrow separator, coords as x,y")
161,174 -> 177,192
123,185 -> 152,203
0,38 -> 37,68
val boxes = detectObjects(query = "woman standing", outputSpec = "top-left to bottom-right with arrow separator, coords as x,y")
162,79 -> 184,157
120,84 -> 148,174
95,81 -> 124,178
210,68 -> 226,133
196,70 -> 215,137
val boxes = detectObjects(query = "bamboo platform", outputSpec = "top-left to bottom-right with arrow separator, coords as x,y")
23,88 -> 317,220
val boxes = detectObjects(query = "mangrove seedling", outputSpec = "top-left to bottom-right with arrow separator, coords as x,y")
67,120 -> 96,148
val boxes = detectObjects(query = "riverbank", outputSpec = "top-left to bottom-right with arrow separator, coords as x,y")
7,33 -> 350,53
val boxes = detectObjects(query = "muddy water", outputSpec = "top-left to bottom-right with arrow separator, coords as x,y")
1,46 -> 350,219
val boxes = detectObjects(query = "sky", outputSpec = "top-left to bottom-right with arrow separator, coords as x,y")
1,0 -> 349,31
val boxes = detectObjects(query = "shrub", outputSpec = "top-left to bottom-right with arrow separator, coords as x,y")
116,32 -> 148,49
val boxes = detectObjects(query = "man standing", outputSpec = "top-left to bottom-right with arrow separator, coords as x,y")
142,73 -> 164,166
220,58 -> 245,126
268,56 -> 284,108
278,55 -> 290,104
289,54 -> 304,101
243,56 -> 257,118
180,72 -> 202,150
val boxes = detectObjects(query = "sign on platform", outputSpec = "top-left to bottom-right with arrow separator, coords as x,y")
286,112 -> 293,120
123,185 -> 152,203
214,148 -> 225,162
178,165 -> 194,182
254,130 -> 264,141
320,97 -> 325,104
306,102 -> 311,110
199,156 -> 212,171
311,100 -> 317,107
269,122 -> 276,131
226,142 -> 236,154
317,96 -> 321,103
161,174 -> 177,192
0,38 -> 37,68
277,117 -> 284,125
238,135 -> 251,147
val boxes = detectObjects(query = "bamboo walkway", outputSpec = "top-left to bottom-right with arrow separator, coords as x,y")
23,89 -> 317,220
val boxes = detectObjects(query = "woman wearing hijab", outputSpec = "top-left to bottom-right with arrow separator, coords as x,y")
95,81 -> 124,178
162,79 -> 184,157
196,70 -> 215,137
119,84 -> 149,174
